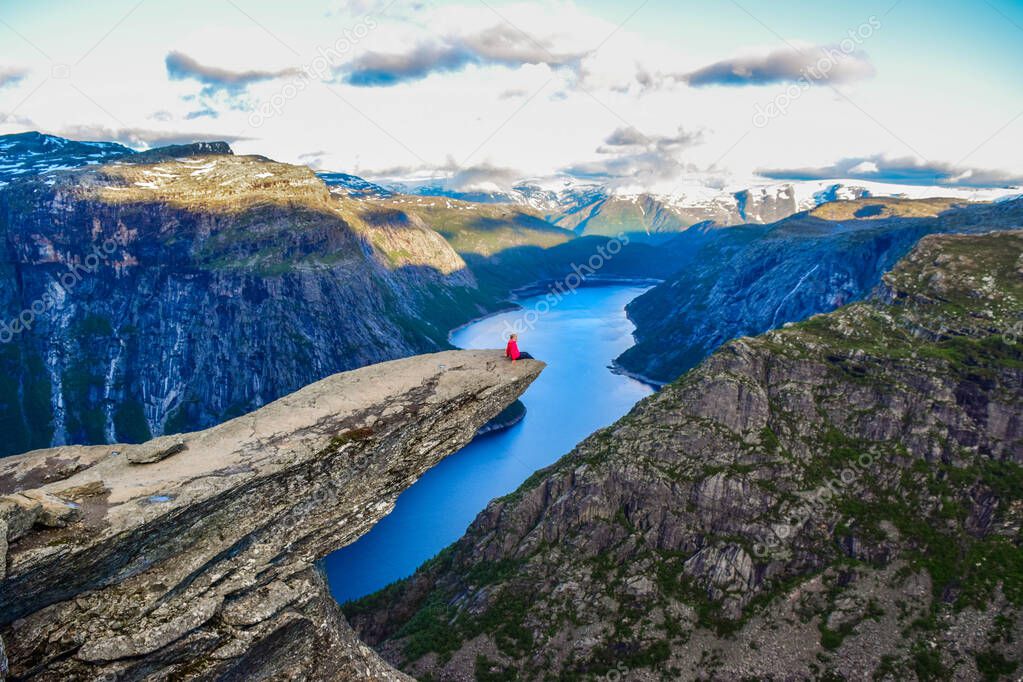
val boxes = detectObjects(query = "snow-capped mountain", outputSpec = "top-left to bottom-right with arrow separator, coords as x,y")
318,172 -> 394,199
0,132 -> 134,186
371,173 -> 1022,237
0,133 -> 242,188
7,130 -> 1017,238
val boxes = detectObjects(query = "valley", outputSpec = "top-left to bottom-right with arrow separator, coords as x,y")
327,284 -> 653,603
0,131 -> 1021,682
0,135 -> 668,455
346,230 -> 1023,681
3,3 -> 1022,679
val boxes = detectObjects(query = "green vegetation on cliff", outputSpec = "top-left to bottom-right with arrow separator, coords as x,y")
347,231 -> 1023,681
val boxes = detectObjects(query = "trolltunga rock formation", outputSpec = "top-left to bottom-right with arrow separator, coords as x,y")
0,350 -> 542,680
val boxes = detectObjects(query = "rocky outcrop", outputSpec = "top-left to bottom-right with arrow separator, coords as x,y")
347,232 -> 1023,681
0,350 -> 543,680
619,196 -> 1023,383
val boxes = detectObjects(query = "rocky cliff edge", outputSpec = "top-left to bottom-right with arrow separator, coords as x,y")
0,350 -> 542,680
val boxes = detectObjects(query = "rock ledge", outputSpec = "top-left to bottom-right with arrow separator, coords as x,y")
0,349 -> 542,680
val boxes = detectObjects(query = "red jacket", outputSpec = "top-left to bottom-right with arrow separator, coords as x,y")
505,339 -> 520,360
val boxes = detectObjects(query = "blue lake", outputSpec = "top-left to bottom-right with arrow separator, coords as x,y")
326,284 -> 654,603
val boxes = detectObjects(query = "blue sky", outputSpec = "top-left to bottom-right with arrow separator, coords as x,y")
1,0 -> 1021,192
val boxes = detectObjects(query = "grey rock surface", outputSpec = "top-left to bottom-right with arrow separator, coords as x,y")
0,349 -> 542,680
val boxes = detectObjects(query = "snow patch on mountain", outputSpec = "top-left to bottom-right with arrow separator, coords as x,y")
0,132 -> 134,185
362,171 -> 1021,233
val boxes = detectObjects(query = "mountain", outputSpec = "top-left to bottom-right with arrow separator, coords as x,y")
319,174 -> 685,292
346,231 -> 1023,681
384,173 -> 1020,238
8,131 -> 1016,457
0,132 -> 134,186
0,134 -> 678,457
514,180 -> 801,236
320,171 -> 395,199
379,175 -> 794,235
0,350 -> 543,680
0,147 -> 502,455
618,196 -> 1023,384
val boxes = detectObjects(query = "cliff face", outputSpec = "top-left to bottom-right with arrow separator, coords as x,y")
323,183 -> 684,293
619,197 -> 1023,383
347,232 -> 1023,681
0,152 -> 498,454
0,349 -> 543,680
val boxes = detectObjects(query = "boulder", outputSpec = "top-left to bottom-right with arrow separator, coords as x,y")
124,437 -> 188,464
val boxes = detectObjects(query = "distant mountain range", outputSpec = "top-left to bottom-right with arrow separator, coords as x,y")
2,130 -> 1016,236
361,174 -> 1021,237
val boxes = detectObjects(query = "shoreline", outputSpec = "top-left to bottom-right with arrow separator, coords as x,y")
509,275 -> 663,300
446,278 -> 661,346
611,295 -> 668,391
609,359 -> 668,390
475,399 -> 527,437
446,304 -> 523,345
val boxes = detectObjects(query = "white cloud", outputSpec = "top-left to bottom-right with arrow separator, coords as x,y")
848,160 -> 879,174
759,155 -> 1023,188
0,1 -> 1020,191
0,67 -> 28,90
679,45 -> 875,87
338,24 -> 588,86
54,124 -> 249,149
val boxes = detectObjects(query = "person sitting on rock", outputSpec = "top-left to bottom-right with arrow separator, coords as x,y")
505,333 -> 532,362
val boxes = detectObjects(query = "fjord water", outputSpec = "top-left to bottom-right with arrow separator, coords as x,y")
326,284 -> 653,603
